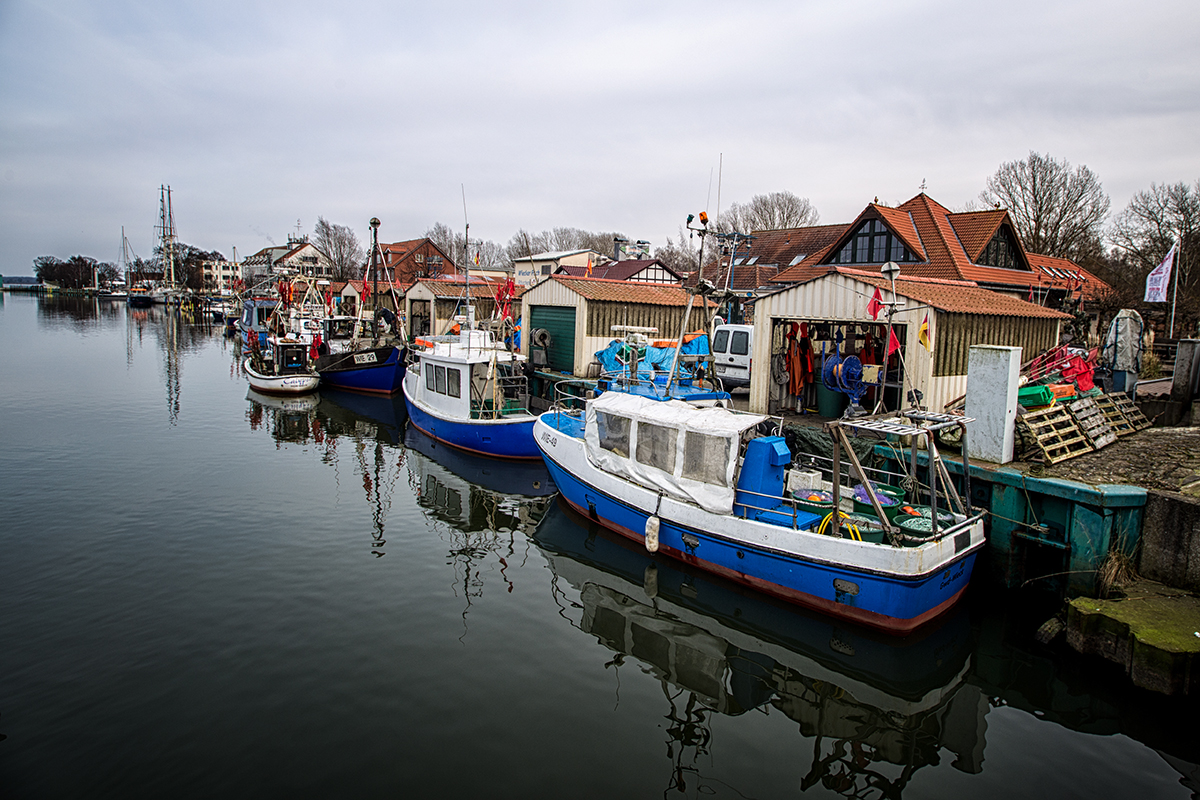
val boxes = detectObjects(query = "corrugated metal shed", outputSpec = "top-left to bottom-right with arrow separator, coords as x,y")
749,269 -> 1069,414
520,276 -> 712,376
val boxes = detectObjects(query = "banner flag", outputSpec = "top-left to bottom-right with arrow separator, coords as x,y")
867,287 -> 884,320
918,313 -> 932,351
1144,242 -> 1176,302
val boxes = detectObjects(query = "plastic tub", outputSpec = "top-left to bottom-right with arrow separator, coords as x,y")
896,514 -> 945,546
793,489 -> 835,516
840,513 -> 886,544
852,484 -> 902,522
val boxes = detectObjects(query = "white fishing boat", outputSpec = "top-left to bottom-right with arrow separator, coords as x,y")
243,338 -> 320,395
403,322 -> 537,459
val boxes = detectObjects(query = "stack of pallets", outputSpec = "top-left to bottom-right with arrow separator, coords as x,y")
1065,396 -> 1118,449
1092,393 -> 1151,436
1017,405 -> 1095,464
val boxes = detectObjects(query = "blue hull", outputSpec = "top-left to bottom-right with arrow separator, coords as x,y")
405,392 -> 540,460
317,348 -> 405,395
539,448 -> 977,634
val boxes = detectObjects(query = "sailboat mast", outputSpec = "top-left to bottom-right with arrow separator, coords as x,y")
157,185 -> 177,289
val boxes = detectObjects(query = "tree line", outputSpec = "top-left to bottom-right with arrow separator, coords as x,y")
30,162 -> 1197,337
976,151 -> 1198,334
33,243 -> 226,291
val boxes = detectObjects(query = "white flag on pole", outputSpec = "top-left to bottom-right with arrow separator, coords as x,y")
1144,242 -> 1176,302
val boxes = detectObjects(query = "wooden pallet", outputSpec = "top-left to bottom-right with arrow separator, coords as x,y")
1093,394 -> 1138,436
1017,405 -> 1095,464
1108,393 -> 1152,431
1065,396 -> 1117,449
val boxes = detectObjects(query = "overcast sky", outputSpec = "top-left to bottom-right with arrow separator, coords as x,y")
2,0 -> 1198,272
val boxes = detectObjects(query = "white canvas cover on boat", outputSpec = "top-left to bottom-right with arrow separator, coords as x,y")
584,391 -> 767,514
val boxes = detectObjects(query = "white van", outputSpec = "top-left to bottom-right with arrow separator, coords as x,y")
711,324 -> 753,388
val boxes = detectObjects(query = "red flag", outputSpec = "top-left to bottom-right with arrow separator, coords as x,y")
867,287 -> 884,320
1028,283 -> 1034,302
586,255 -> 593,277
887,328 -> 901,356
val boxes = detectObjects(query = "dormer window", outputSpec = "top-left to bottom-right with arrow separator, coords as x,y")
977,226 -> 1020,270
832,219 -> 915,265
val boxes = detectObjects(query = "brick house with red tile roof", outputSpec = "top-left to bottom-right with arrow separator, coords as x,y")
380,238 -> 457,283
769,193 -> 1110,308
555,258 -> 683,284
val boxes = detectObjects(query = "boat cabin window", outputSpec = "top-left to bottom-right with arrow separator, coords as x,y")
423,361 -> 462,398
682,431 -> 730,487
635,421 -> 678,473
597,411 -> 631,458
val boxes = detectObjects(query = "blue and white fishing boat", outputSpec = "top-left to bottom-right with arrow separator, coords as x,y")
403,326 -> 538,460
315,333 -> 405,395
237,296 -> 278,348
533,385 -> 985,634
316,222 -> 406,395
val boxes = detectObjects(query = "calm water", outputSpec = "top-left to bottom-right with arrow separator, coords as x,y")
1,292 -> 1196,799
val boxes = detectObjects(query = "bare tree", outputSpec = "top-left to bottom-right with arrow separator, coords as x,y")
719,191 -> 820,233
313,217 -> 365,281
1108,180 -> 1200,328
502,226 -> 629,267
979,151 -> 1110,259
653,226 -> 700,275
425,222 -> 506,271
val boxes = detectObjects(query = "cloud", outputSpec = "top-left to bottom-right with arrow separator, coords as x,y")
2,0 -> 1199,270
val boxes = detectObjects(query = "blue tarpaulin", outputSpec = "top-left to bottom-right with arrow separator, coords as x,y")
594,334 -> 710,379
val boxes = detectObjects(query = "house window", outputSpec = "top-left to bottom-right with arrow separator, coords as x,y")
977,226 -> 1020,270
415,254 -> 424,264
834,219 -> 915,265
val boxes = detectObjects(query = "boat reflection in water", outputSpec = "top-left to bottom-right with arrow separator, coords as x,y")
537,499 -> 988,798
404,424 -> 555,608
315,389 -> 412,556
246,388 -> 321,444
318,387 -> 408,445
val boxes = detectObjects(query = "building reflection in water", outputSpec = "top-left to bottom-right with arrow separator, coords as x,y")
537,500 -> 987,799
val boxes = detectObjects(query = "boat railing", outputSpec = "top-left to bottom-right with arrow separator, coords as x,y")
596,370 -> 726,399
470,372 -> 532,420
823,410 -> 977,545
548,379 -> 593,427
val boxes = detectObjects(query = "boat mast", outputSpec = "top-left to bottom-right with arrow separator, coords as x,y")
157,185 -> 177,290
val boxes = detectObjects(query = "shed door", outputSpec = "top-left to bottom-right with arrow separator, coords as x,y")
530,305 -> 576,373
